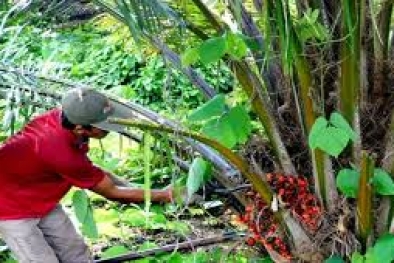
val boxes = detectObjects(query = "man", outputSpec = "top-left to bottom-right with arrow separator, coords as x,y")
0,87 -> 173,263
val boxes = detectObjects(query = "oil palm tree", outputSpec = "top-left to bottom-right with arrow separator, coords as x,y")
90,0 -> 394,261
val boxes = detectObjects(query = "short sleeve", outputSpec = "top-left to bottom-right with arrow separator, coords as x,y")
40,139 -> 105,189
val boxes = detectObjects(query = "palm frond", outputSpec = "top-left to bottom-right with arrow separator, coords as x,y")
94,0 -> 184,43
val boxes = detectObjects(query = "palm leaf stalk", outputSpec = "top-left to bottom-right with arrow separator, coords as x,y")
109,118 -> 323,260
232,61 -> 296,175
339,0 -> 362,162
110,118 -> 274,204
356,151 -> 375,250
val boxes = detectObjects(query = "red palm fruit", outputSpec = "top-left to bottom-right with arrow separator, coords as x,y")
246,237 -> 256,246
278,175 -> 285,183
266,173 -> 273,181
245,205 -> 253,213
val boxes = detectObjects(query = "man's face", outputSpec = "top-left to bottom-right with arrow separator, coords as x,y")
74,125 -> 109,139
85,127 -> 110,139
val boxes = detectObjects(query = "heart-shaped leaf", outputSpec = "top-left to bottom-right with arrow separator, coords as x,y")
317,126 -> 350,157
308,117 -> 328,149
330,112 -> 357,141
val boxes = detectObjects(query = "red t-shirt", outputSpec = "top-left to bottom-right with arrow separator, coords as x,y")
0,108 -> 105,219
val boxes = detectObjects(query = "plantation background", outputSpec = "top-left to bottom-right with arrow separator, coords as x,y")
1,0 -> 394,262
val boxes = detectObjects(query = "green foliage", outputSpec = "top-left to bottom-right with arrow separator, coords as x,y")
72,190 -> 89,222
324,255 -> 345,263
226,33 -> 249,60
349,234 -> 394,263
4,20 -> 233,112
182,32 -> 249,66
0,244 -> 16,263
199,36 -> 227,65
101,245 -> 129,259
72,190 -> 98,239
131,248 -> 263,263
188,95 -> 252,149
309,112 -> 356,157
371,169 -> 394,195
187,157 -> 212,198
181,47 -> 199,66
188,94 -> 226,122
336,169 -> 360,198
121,207 -> 191,235
294,9 -> 329,43
337,168 -> 394,198
351,252 -> 364,263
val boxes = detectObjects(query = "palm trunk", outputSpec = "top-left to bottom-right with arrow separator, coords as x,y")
339,0 -> 362,163
372,0 -> 393,101
232,61 -> 296,175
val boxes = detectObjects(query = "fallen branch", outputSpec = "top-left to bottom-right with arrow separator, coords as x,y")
94,232 -> 244,263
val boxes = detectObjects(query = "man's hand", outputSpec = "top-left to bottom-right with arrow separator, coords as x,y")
163,185 -> 174,203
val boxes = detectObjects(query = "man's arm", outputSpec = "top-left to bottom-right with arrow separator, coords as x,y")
106,172 -> 131,187
91,174 -> 172,204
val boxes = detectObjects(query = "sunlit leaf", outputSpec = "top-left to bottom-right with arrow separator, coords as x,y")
82,205 -> 98,239
330,112 -> 357,141
101,245 -> 129,259
166,221 -> 191,235
122,208 -> 147,227
187,157 -> 210,198
226,33 -> 248,60
308,117 -> 328,148
225,105 -> 252,144
181,47 -> 199,66
138,241 -> 158,250
320,126 -> 350,157
72,190 -> 89,222
201,117 -> 237,148
188,94 -> 226,122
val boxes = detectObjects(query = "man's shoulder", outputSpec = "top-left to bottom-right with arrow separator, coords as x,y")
18,108 -> 65,146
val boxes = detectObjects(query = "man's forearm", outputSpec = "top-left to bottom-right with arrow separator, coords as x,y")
106,172 -> 131,187
108,187 -> 171,204
92,175 -> 172,204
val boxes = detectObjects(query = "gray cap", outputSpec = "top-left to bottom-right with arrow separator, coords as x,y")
61,87 -> 131,133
